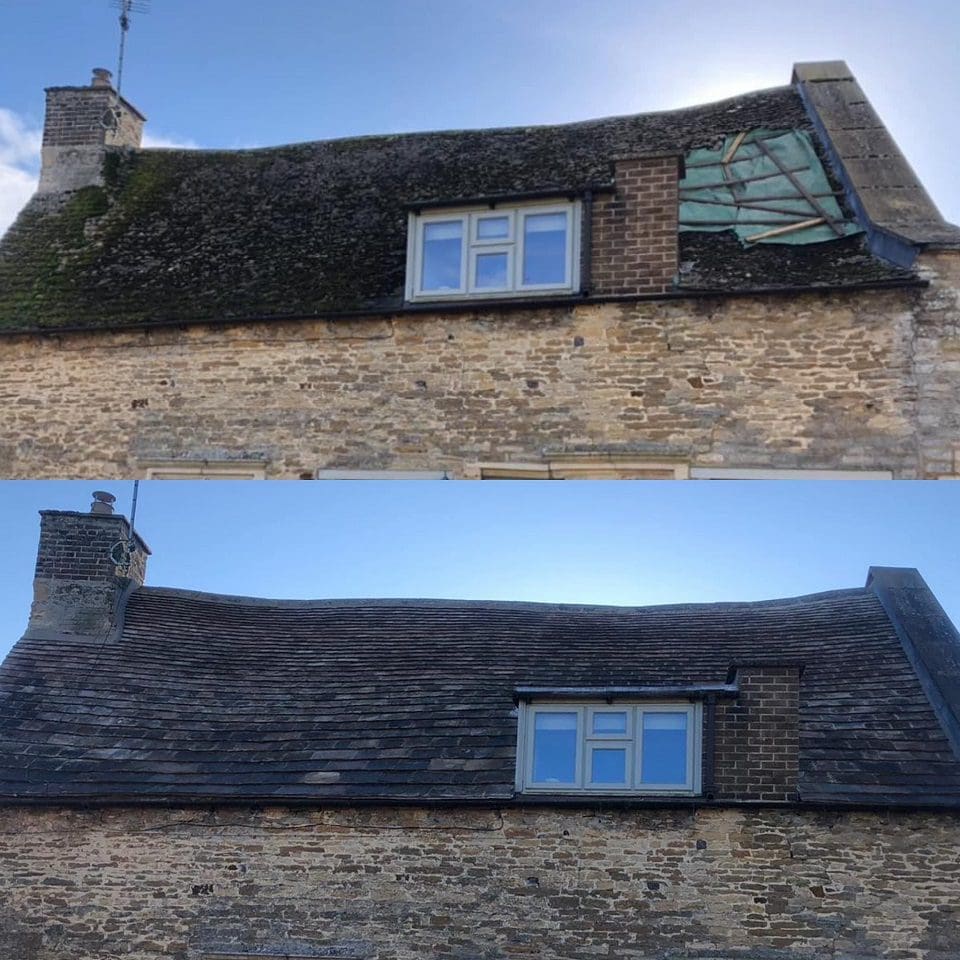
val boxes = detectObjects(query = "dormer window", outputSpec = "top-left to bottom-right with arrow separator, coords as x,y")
406,200 -> 580,301
516,701 -> 702,795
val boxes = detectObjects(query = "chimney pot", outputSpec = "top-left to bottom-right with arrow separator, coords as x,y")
91,68 -> 114,88
91,490 -> 117,515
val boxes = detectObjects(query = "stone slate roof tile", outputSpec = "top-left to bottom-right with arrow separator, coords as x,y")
2,584 -> 960,805
0,85 -> 917,333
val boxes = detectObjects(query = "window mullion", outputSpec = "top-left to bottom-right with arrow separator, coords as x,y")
635,706 -> 643,788
577,705 -> 585,787
459,215 -> 468,292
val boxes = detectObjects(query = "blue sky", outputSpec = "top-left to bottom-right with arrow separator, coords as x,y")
1,0 -> 959,233
1,480 -> 958,660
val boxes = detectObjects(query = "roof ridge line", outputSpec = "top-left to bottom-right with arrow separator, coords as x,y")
132,583 -> 871,613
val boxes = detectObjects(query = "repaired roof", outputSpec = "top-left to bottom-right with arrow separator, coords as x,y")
2,573 -> 959,806
0,83 -> 919,333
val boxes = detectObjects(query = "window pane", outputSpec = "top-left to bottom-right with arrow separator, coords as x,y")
421,221 -> 463,291
590,748 -> 627,785
475,252 -> 508,288
533,712 -> 577,784
477,216 -> 509,240
641,712 -> 688,784
523,212 -> 567,285
592,711 -> 627,735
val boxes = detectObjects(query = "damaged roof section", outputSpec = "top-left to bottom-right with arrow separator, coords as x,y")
0,63 -> 950,332
680,128 -> 862,245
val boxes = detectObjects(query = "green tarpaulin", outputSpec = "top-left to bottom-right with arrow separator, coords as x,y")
679,129 -> 861,244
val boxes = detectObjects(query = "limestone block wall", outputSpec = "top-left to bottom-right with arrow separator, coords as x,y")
0,254 -> 956,479
915,251 -> 960,477
1,804 -> 958,959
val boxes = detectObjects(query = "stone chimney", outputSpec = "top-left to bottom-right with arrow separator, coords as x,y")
27,492 -> 151,640
39,67 -> 146,194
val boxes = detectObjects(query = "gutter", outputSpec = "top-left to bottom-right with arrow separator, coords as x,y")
0,277 -> 927,340
1,794 -> 959,814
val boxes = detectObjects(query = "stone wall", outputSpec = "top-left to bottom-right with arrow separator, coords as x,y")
914,251 -> 960,477
0,251 -> 956,479
1,804 -> 958,959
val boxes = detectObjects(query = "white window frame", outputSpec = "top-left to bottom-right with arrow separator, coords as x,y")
407,200 -> 580,302
140,460 -> 267,480
516,701 -> 701,796
314,469 -> 449,480
689,467 -> 893,480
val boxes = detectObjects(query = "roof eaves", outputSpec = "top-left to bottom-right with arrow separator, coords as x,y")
0,277 -> 929,340
2,792 -> 960,812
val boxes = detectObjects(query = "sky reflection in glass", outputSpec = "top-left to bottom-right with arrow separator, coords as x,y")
641,712 -> 688,784
421,221 -> 462,290
592,711 -> 627,735
477,216 -> 510,240
533,712 -> 577,783
523,212 -> 567,284
475,252 -> 508,288
591,748 -> 627,784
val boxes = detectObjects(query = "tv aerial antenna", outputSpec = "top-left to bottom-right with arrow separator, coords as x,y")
108,480 -> 141,576
110,0 -> 150,100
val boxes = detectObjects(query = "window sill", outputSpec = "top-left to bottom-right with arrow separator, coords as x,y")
406,286 -> 578,304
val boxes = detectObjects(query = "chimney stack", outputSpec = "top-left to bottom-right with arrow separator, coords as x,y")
27,493 -> 150,640
39,67 -> 146,194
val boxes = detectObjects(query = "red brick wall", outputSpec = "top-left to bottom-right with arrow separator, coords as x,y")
590,154 -> 680,295
714,665 -> 802,801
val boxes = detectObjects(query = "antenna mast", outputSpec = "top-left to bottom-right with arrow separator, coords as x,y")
111,0 -> 150,99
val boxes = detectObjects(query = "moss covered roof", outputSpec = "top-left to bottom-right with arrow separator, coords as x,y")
0,84 -> 914,333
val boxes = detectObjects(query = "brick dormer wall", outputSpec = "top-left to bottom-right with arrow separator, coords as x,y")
712,664 -> 802,802
590,153 -> 681,295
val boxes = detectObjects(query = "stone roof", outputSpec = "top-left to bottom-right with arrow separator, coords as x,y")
0,83 -> 920,334
2,572 -> 959,807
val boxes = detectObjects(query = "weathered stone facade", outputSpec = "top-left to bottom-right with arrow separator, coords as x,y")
0,250 -> 956,479
1,803 -> 958,959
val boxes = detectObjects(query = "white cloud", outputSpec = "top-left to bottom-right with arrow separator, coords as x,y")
142,131 -> 198,150
0,108 -> 41,238
0,113 -> 202,238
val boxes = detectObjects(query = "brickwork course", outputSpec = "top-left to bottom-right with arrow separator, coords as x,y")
1,61 -> 957,479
